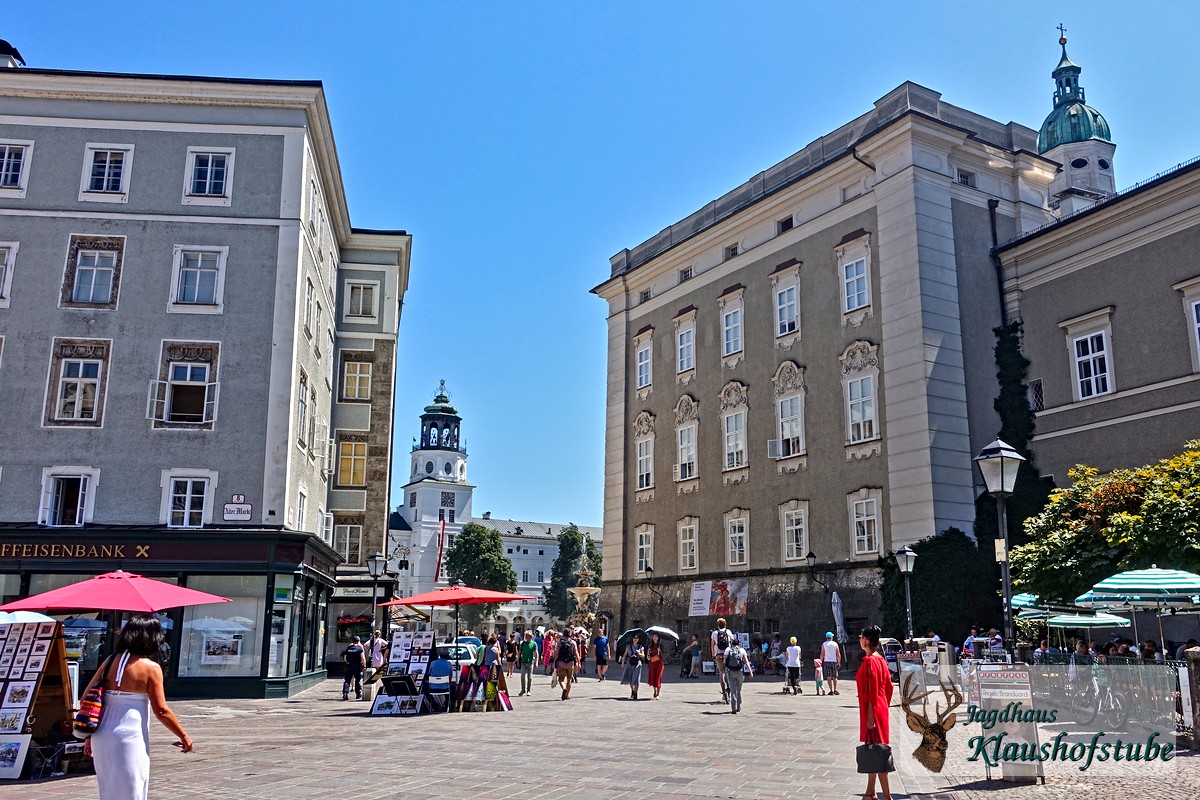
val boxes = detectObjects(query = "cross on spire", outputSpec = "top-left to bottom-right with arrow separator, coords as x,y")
1057,23 -> 1067,44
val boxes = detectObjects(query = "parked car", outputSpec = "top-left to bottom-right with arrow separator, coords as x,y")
439,642 -> 478,676
456,635 -> 483,649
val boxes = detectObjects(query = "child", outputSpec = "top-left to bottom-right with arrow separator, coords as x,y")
813,657 -> 825,695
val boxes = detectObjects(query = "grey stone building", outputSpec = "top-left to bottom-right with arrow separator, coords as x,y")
0,60 -> 409,697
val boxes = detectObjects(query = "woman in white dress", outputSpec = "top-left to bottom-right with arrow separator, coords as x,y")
83,616 -> 193,800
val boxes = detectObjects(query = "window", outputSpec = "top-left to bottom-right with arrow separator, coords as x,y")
776,285 -> 797,336
39,469 -> 98,527
306,391 -> 318,452
0,141 -> 32,198
723,410 -> 745,469
956,170 -> 975,187
517,570 -> 527,583
722,308 -> 742,356
337,441 -> 367,486
676,424 -> 696,480
677,327 -> 694,373
334,525 -> 363,564
852,497 -> 879,555
679,521 -> 697,571
296,373 -> 309,444
183,148 -> 234,205
1027,379 -> 1044,413
783,508 -> 805,561
169,478 -> 208,528
537,570 -> 544,582
345,281 -> 378,321
56,359 -> 102,421
678,266 -> 693,283
343,362 -> 372,400
636,344 -> 651,389
847,375 -> 875,442
636,528 -> 653,574
777,216 -> 794,234
724,243 -> 739,260
1073,332 -> 1110,399
636,438 -> 653,490
169,247 -> 227,312
843,257 -> 868,312
72,250 -> 116,304
296,490 -> 307,531
313,303 -> 324,356
773,394 -> 805,458
147,342 -> 220,428
639,289 -> 652,304
80,144 -> 133,201
727,518 -> 747,567
303,279 -> 315,334
165,363 -> 211,423
0,243 -> 15,306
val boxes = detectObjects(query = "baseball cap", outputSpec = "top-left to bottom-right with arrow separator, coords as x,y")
825,632 -> 834,639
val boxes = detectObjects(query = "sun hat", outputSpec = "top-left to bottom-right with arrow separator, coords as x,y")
790,636 -> 797,644
825,632 -> 834,639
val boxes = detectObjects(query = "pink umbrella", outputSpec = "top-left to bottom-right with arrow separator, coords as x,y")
0,570 -> 231,613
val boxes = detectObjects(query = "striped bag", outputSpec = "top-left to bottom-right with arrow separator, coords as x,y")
73,656 -> 113,739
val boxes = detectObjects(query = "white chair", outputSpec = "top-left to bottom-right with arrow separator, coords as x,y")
426,674 -> 452,713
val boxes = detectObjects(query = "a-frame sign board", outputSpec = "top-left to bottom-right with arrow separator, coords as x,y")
0,621 -> 73,779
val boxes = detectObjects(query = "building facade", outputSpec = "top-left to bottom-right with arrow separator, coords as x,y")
0,62 -> 409,697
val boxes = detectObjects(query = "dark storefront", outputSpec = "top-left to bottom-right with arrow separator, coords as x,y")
0,529 -> 340,699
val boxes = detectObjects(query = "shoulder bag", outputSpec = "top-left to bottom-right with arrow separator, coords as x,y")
73,655 -> 115,740
856,727 -> 895,774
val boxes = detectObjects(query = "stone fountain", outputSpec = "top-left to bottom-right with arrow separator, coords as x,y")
565,554 -> 600,630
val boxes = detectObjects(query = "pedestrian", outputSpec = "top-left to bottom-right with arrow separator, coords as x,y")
555,631 -> 579,700
711,617 -> 733,703
504,632 -> 518,677
620,633 -> 645,700
342,635 -> 366,700
769,633 -> 783,676
481,634 -> 501,681
593,628 -> 610,681
83,615 -> 193,800
543,631 -> 557,678
518,631 -> 538,696
961,628 -> 978,658
820,632 -> 843,695
368,629 -> 388,675
856,624 -> 895,800
784,636 -> 803,695
575,631 -> 587,677
813,657 -> 825,695
722,634 -> 752,714
646,632 -> 665,699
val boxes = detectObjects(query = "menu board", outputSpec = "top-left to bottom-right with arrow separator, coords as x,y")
0,622 -> 58,779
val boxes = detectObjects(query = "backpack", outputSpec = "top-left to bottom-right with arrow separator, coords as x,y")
557,638 -> 574,663
716,629 -> 730,650
725,645 -> 744,671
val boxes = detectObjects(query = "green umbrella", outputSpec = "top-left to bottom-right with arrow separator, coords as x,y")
1077,566 -> 1200,644
1047,612 -> 1131,629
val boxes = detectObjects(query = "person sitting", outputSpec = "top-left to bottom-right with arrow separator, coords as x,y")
424,647 -> 455,712
1176,639 -> 1198,661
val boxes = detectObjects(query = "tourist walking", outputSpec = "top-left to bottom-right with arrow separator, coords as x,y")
504,633 -> 518,677
711,617 -> 733,703
620,632 -> 646,699
784,636 -> 803,694
342,635 -> 366,700
593,628 -> 610,681
554,632 -> 579,700
820,632 -> 843,695
682,633 -> 702,678
543,631 -> 557,678
768,634 -> 783,676
856,624 -> 895,800
518,631 -> 538,696
646,632 -> 665,699
84,615 -> 193,800
367,629 -> 388,675
481,634 -> 501,682
722,636 -> 752,714
813,657 -> 825,694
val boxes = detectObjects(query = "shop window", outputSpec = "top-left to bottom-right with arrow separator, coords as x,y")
177,575 -> 266,678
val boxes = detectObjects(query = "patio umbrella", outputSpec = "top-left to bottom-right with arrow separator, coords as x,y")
379,586 -> 536,644
831,592 -> 847,644
1012,593 -> 1039,608
1077,566 -> 1200,646
62,616 -> 106,628
184,617 -> 250,632
0,611 -> 55,624
0,570 -> 231,613
1047,612 -> 1131,629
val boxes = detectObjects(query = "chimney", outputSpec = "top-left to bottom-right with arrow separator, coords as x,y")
483,511 -> 491,519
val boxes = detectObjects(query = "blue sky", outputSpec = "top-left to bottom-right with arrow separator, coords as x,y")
8,3 -> 1198,527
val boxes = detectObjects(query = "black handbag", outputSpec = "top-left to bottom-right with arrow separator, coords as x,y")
856,743 -> 895,774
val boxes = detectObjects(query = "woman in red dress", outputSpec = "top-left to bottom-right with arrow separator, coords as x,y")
646,632 -> 665,699
856,624 -> 895,800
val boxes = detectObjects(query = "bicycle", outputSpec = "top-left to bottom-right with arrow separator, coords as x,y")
1068,671 -> 1127,728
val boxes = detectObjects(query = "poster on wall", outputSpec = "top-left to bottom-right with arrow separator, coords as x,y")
688,581 -> 713,617
708,578 -> 749,616
200,636 -> 242,665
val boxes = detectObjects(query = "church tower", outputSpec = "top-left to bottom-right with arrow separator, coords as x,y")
1038,29 -> 1116,214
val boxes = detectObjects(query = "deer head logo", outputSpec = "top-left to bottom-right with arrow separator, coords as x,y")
900,674 -> 963,773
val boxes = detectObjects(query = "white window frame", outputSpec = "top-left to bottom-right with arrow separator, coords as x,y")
776,284 -> 798,337
0,140 -> 33,199
849,491 -> 881,556
147,351 -> 220,429
722,307 -> 742,356
676,423 -> 697,481
79,143 -> 133,203
165,361 -> 212,424
636,343 -> 652,389
846,375 -> 876,443
344,280 -> 380,323
303,279 -> 315,336
159,468 -> 218,529
71,249 -> 117,305
724,510 -> 749,569
1072,331 -> 1111,400
295,372 -> 309,447
0,241 -> 18,308
1174,277 -> 1200,373
334,523 -> 363,565
38,466 -> 100,527
636,437 -> 654,491
676,326 -> 694,373
181,146 -> 235,206
635,526 -> 653,576
1059,307 -> 1116,402
836,236 -> 872,325
839,341 -> 881,457
678,518 -> 698,572
779,501 -> 809,562
56,358 -> 103,422
723,410 -> 746,470
296,488 -> 308,532
343,361 -> 372,401
168,245 -> 228,314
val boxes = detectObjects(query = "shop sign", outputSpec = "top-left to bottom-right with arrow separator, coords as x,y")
332,586 -> 389,599
0,543 -> 151,560
222,494 -> 253,522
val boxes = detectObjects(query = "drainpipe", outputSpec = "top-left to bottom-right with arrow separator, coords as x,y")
987,199 -> 1008,327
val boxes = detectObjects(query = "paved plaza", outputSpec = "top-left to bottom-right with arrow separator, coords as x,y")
6,669 -> 1197,799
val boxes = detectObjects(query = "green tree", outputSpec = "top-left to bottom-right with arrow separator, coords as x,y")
879,528 -> 1002,643
1011,440 -> 1200,603
443,522 -> 517,629
543,524 -> 585,621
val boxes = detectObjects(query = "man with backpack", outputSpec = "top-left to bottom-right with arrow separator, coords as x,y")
710,617 -> 733,703
723,635 -> 753,714
554,631 -> 579,700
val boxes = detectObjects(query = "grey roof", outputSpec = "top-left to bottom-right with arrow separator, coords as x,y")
597,82 -> 1042,287
387,511 -> 412,531
468,517 -> 601,543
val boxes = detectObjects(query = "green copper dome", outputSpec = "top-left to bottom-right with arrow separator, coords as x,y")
1038,40 -> 1111,154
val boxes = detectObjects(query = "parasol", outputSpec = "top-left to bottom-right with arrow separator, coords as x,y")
645,625 -> 679,642
831,591 -> 848,644
0,570 -> 231,613
379,586 -> 535,644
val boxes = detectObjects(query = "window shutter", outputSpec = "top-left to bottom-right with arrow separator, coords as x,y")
146,379 -> 168,421
76,475 -> 90,526
38,477 -> 54,525
204,382 -> 220,422
323,438 -> 335,476
320,512 -> 333,544
767,439 -> 782,460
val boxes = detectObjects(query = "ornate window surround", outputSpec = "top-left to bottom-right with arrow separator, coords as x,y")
723,506 -> 750,570
678,516 -> 699,573
770,259 -> 802,351
847,486 -> 883,558
839,340 -> 881,460
60,234 -> 125,311
770,360 -> 807,473
718,284 -> 745,370
633,410 -> 655,503
634,325 -> 653,400
719,381 -> 749,485
836,231 -> 872,328
778,498 -> 809,563
674,305 -> 697,385
43,337 -> 112,428
673,394 -> 700,494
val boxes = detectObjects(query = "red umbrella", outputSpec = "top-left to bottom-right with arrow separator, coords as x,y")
380,586 -> 536,640
0,570 -> 232,613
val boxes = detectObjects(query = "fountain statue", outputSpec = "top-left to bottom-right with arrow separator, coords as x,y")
565,554 -> 601,630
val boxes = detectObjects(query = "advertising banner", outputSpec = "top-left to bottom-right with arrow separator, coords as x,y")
688,581 -> 712,617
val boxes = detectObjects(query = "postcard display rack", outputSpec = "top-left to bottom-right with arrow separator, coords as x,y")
0,622 -> 72,779
371,630 -> 435,716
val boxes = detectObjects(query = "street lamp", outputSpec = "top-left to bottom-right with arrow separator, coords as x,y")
805,552 -> 829,593
894,545 -> 918,643
974,438 -> 1027,655
367,551 -> 387,633
644,566 -> 665,604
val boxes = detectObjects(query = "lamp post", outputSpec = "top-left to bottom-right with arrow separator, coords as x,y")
644,566 -> 665,604
805,552 -> 829,593
367,551 -> 387,633
974,438 -> 1027,655
894,545 -> 918,643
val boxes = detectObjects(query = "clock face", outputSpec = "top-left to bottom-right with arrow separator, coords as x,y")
443,463 -> 453,475
425,461 -> 434,474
